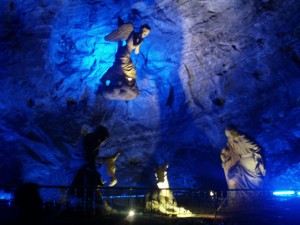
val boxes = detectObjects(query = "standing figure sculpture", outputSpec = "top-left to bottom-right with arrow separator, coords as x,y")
71,125 -> 120,214
220,127 -> 266,207
99,17 -> 151,101
145,163 -> 192,216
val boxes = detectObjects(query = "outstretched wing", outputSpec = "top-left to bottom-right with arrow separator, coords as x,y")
104,23 -> 134,42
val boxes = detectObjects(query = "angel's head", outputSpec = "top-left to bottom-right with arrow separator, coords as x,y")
225,127 -> 239,140
139,24 -> 151,38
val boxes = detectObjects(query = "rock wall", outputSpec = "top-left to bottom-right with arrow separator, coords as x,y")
0,0 -> 299,189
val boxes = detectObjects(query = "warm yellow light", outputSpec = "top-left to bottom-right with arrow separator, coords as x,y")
157,181 -> 168,189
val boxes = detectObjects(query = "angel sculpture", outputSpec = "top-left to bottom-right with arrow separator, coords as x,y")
220,128 -> 266,206
99,19 -> 151,100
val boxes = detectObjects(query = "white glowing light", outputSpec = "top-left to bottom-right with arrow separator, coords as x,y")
157,181 -> 168,189
127,77 -> 133,81
128,210 -> 135,217
210,191 -> 214,197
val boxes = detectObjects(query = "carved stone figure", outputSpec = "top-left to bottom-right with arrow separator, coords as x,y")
96,152 -> 120,187
221,128 -> 266,206
99,17 -> 151,100
145,163 -> 192,216
71,125 -> 110,192
70,126 -> 120,214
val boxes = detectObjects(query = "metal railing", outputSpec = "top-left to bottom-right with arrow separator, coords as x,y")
1,186 -> 299,219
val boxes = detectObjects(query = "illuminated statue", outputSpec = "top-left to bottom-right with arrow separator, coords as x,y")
221,128 -> 266,206
145,163 -> 192,216
96,152 -> 120,187
99,17 -> 151,100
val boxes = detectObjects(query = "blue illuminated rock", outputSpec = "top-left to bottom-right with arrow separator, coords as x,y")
0,0 -> 299,190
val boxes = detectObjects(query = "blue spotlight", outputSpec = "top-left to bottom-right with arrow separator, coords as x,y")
297,192 -> 300,196
0,190 -> 13,200
105,80 -> 111,86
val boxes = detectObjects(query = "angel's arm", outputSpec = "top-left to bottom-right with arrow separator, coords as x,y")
135,44 -> 140,54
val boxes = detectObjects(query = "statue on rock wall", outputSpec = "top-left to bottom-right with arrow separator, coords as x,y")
220,127 -> 266,207
99,17 -> 151,101
96,152 -> 120,187
71,125 -> 120,214
145,163 -> 192,216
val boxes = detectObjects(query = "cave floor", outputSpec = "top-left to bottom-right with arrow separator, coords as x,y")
1,200 -> 299,225
35,213 -> 300,225
2,211 -> 299,225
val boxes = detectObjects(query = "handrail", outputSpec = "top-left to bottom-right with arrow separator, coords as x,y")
1,185 -> 300,191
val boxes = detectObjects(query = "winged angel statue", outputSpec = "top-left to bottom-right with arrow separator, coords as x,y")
99,20 -> 151,100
